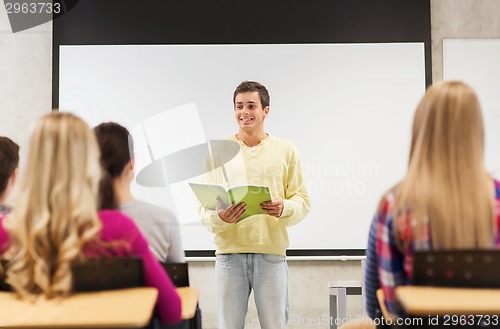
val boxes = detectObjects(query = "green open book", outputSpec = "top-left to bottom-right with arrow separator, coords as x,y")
189,182 -> 272,222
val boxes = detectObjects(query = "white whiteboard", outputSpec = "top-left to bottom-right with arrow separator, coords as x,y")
443,39 -> 500,179
59,43 -> 426,251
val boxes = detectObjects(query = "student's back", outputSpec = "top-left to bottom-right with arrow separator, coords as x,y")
366,81 -> 500,318
0,112 -> 181,324
119,199 -> 185,262
94,122 -> 185,263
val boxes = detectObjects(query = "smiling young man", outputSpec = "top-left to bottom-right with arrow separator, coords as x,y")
201,81 -> 311,329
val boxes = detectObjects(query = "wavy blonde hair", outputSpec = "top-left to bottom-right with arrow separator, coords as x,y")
395,81 -> 494,249
4,112 -> 103,299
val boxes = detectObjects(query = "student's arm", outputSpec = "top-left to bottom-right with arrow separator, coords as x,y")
0,216 -> 10,255
364,217 -> 382,319
375,196 -> 406,317
101,211 -> 182,324
165,215 -> 185,263
132,228 -> 182,324
279,146 -> 311,226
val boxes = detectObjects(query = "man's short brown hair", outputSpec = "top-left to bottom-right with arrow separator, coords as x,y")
233,81 -> 270,108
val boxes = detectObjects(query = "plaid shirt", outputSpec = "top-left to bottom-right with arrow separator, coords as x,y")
367,179 -> 500,317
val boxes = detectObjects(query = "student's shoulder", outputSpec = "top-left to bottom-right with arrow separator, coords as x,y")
375,187 -> 398,216
98,209 -> 137,229
122,199 -> 177,223
140,200 -> 176,220
266,134 -> 298,151
267,134 -> 292,145
98,209 -> 146,242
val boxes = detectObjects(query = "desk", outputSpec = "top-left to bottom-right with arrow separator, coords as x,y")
0,287 -> 158,328
177,287 -> 199,320
329,280 -> 363,329
165,287 -> 200,329
396,286 -> 500,316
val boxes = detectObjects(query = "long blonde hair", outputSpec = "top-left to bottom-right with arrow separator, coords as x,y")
4,112 -> 103,299
395,81 -> 494,249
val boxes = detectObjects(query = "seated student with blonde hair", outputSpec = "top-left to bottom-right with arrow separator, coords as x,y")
365,81 -> 500,318
0,112 -> 182,324
0,136 -> 19,215
94,122 -> 185,263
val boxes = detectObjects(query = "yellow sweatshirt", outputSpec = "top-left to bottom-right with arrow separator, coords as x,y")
201,134 -> 310,256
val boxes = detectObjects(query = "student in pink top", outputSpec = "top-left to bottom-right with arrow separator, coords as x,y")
0,112 -> 181,324
0,136 -> 19,216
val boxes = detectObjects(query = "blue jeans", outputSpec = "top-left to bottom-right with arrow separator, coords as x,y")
215,253 -> 289,329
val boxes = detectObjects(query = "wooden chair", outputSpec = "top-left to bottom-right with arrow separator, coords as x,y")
412,249 -> 500,288
73,259 -> 201,329
161,262 -> 190,287
0,258 -> 145,293
395,250 -> 500,328
73,257 -> 144,291
0,258 -> 201,329
0,257 -> 155,328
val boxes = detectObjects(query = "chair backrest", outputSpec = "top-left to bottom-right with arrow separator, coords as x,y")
413,249 -> 500,288
0,257 -> 144,292
73,257 -> 144,292
0,260 -> 9,291
161,262 -> 189,287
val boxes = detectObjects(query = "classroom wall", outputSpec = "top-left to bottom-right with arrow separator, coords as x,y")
430,0 -> 500,82
1,1 -> 500,328
0,12 -> 51,156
